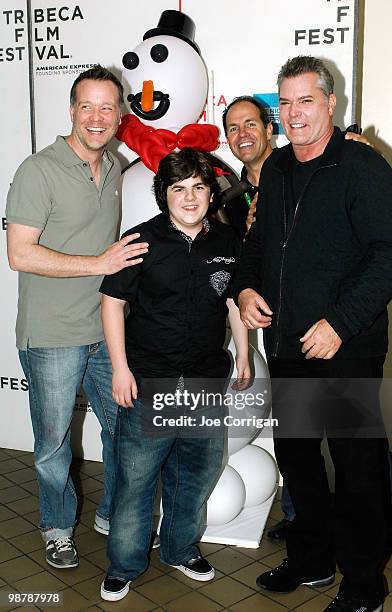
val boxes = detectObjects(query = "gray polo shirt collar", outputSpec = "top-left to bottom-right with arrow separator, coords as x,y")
53,135 -> 113,169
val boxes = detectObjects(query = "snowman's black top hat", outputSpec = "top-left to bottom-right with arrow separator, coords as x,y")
143,10 -> 200,54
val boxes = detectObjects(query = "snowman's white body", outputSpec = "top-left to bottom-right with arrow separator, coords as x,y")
120,29 -> 275,543
121,162 -> 157,231
121,34 -> 208,231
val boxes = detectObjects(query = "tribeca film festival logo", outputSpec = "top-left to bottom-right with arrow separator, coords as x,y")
294,1 -> 352,46
1,7 -> 26,62
1,5 -> 93,76
0,377 -> 28,392
74,391 -> 92,414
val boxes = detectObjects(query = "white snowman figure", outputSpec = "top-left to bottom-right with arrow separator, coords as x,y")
118,10 -> 276,543
118,10 -> 218,231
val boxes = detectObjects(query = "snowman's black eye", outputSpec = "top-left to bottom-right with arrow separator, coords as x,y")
150,44 -> 168,63
122,52 -> 139,70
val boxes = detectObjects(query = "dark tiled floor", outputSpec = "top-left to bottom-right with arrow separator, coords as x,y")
0,447 -> 390,611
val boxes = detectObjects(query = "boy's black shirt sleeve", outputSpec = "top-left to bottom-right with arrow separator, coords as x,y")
100,224 -> 148,303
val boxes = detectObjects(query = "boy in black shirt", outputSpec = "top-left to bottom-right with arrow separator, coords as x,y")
99,149 -> 250,602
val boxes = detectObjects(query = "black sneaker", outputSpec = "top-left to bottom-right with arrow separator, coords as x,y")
256,558 -> 334,593
100,577 -> 131,602
267,518 -> 292,541
324,594 -> 383,612
171,556 -> 215,581
45,536 -> 78,569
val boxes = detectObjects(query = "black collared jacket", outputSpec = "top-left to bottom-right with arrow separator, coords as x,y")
233,127 -> 392,360
100,213 -> 241,379
223,166 -> 258,240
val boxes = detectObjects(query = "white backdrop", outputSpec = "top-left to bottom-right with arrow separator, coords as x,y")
0,0 -> 358,457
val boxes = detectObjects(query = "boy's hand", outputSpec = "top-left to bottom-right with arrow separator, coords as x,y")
112,367 -> 138,407
232,355 -> 252,391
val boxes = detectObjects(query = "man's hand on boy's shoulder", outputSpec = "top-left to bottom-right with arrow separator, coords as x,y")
96,233 -> 149,275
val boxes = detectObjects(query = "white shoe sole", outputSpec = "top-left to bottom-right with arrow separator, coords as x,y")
171,564 -> 215,581
100,581 -> 131,602
46,557 -> 78,569
302,574 -> 335,587
94,522 -> 109,536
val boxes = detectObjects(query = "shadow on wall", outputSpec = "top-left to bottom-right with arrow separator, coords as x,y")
323,58 -> 348,129
382,303 -> 392,388
362,126 -> 392,166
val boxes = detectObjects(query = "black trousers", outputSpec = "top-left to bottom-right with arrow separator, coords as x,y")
269,356 -> 391,599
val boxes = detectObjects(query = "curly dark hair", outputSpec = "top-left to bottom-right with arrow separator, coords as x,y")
153,148 -> 219,213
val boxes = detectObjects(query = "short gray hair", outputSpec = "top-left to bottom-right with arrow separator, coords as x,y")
277,56 -> 334,98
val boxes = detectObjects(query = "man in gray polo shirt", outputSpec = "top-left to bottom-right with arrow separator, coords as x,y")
6,66 -> 148,569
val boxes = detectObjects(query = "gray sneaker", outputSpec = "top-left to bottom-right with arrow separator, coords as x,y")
46,536 -> 78,568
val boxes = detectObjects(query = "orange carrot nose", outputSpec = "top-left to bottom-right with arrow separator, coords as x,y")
141,80 -> 154,112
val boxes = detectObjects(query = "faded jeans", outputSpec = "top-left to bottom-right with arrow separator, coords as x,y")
19,341 -> 118,542
107,401 -> 225,581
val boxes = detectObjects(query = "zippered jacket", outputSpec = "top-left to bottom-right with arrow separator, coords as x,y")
233,127 -> 392,360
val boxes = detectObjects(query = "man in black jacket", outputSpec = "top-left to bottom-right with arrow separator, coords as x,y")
235,55 -> 392,612
220,96 -> 368,241
221,97 -> 273,239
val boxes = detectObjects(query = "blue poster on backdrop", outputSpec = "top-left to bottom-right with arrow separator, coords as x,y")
254,93 -> 282,135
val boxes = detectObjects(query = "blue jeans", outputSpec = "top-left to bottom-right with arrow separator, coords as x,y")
107,401 -> 225,581
19,341 -> 118,542
281,480 -> 296,522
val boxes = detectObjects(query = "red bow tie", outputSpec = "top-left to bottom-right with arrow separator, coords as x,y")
116,114 -> 220,173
